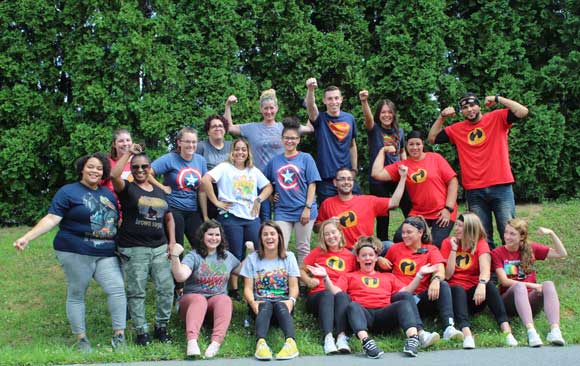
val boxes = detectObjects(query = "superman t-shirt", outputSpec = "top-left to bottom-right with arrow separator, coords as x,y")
313,111 -> 357,179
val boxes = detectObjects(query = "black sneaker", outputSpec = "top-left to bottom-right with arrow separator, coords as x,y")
362,337 -> 384,359
404,335 -> 420,357
153,326 -> 172,343
229,289 -> 243,302
135,332 -> 151,346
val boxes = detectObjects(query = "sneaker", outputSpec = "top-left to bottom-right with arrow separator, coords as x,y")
187,339 -> 201,358
443,325 -> 464,341
505,333 -> 518,347
111,333 -> 126,350
336,334 -> 351,353
527,329 -> 543,347
403,335 -> 420,357
255,338 -> 273,360
77,337 -> 92,353
204,341 -> 221,358
135,332 -> 151,346
276,338 -> 299,360
546,328 -> 565,346
153,325 -> 172,343
418,330 -> 440,348
323,334 -> 338,354
362,337 -> 384,359
463,335 -> 475,349
229,289 -> 243,302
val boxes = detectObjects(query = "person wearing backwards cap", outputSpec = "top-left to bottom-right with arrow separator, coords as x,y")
427,93 -> 528,248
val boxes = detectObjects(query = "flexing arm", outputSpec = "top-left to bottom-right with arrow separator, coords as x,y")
305,78 -> 319,122
388,165 -> 408,209
224,95 -> 241,135
428,106 -> 456,144
169,244 -> 192,282
371,146 -> 397,181
13,214 -> 62,251
484,96 -> 528,119
359,90 -> 374,130
538,227 -> 567,258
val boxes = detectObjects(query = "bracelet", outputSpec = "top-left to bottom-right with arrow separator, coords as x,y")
256,197 -> 263,204
289,296 -> 296,305
430,275 -> 441,283
416,273 -> 424,280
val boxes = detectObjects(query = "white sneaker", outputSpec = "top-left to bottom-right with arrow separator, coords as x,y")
187,339 -> 201,357
463,335 -> 475,349
323,334 -> 338,354
546,328 -> 565,346
527,329 -> 543,347
505,333 -> 518,347
204,341 -> 220,358
443,326 -> 464,341
418,331 -> 440,348
336,334 -> 351,354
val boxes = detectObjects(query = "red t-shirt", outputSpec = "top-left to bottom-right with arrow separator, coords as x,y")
336,270 -> 398,309
303,247 -> 357,295
387,242 -> 445,294
445,109 -> 514,190
491,242 -> 550,293
440,238 -> 490,289
385,152 -> 457,220
316,195 -> 390,248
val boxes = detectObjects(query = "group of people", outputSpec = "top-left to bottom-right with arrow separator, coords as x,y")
13,79 -> 569,360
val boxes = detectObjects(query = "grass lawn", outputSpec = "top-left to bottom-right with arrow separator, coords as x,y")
1,201 -> 578,365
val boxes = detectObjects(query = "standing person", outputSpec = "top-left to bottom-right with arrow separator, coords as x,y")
265,117 -> 321,265
315,166 -> 407,249
359,90 -> 411,241
440,212 -> 517,349
305,78 -> 359,204
111,144 -> 176,346
241,222 -> 301,361
372,130 -> 459,247
13,153 -> 126,352
428,93 -> 529,248
224,90 -> 312,221
491,218 -> 567,347
201,138 -> 273,300
197,115 -> 232,220
101,128 -> 133,194
300,219 -> 356,354
170,220 -> 241,358
151,127 -> 208,249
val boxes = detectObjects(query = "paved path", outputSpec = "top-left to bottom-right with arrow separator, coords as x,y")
66,345 -> 579,366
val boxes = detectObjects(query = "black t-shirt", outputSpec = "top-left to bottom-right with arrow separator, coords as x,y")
117,181 -> 171,248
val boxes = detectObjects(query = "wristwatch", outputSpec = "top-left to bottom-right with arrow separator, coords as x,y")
479,278 -> 489,284
445,206 -> 454,213
305,202 -> 313,209
495,94 -> 501,103
256,197 -> 263,204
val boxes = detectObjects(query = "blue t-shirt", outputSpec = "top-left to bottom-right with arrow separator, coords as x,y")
367,124 -> 405,184
313,111 -> 357,179
265,152 -> 321,221
239,122 -> 284,173
151,152 -> 207,212
49,182 -> 118,256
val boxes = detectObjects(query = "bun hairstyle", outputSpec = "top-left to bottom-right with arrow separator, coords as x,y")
260,89 -> 278,106
403,216 -> 432,244
282,116 -> 301,135
354,236 -> 383,256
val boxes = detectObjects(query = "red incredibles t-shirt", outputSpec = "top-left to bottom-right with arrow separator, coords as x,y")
303,247 -> 357,295
385,152 -> 457,220
445,109 -> 514,190
491,242 -> 550,293
336,270 -> 398,309
440,238 -> 491,289
387,242 -> 445,294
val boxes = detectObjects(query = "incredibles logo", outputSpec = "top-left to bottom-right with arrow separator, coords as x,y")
399,259 -> 417,275
338,211 -> 357,228
467,128 -> 485,145
410,169 -> 427,184
326,256 -> 346,271
328,122 -> 351,142
455,253 -> 472,269
362,276 -> 379,288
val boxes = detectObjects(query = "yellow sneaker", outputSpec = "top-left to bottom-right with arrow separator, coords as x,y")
276,338 -> 299,360
255,338 -> 272,360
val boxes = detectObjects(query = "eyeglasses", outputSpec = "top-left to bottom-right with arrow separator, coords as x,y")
282,136 -> 299,141
210,124 -> 224,129
131,164 -> 150,170
335,177 -> 354,182
180,140 -> 197,144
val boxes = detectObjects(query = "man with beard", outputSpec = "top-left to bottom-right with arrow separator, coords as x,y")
428,93 -> 528,248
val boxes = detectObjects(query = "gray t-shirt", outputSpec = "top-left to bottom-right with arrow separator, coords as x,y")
239,122 -> 284,172
182,249 -> 240,297
196,140 -> 232,170
240,251 -> 300,302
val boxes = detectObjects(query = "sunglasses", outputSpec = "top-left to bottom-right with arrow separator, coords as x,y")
131,164 -> 150,170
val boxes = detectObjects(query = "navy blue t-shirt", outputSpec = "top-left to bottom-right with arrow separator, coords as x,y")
313,111 -> 357,180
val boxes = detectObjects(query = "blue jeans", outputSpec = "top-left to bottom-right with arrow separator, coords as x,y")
465,184 -> 515,249
218,214 -> 260,261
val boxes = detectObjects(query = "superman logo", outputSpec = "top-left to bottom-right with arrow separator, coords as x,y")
338,211 -> 357,228
399,259 -> 416,275
455,253 -> 472,269
328,121 -> 351,142
326,256 -> 346,271
467,128 -> 485,145
410,169 -> 427,184
362,276 -> 379,288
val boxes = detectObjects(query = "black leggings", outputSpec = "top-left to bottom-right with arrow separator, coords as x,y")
172,208 -> 201,248
417,280 -> 456,332
450,283 -> 509,329
306,291 -> 350,336
254,301 -> 295,340
347,298 -> 417,334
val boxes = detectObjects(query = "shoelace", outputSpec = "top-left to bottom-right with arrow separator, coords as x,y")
363,339 -> 378,351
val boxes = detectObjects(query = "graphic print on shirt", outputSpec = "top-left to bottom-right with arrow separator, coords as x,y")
277,163 -> 300,190
399,259 -> 417,275
361,276 -> 380,288
135,196 -> 168,229
326,256 -> 346,271
254,268 -> 289,300
382,132 -> 399,148
410,168 -> 428,184
467,127 -> 486,145
503,259 -> 533,280
455,252 -> 473,270
197,261 -> 229,295
327,121 -> 351,142
338,210 -> 357,228
83,193 -> 118,240
176,167 -> 202,191
233,173 -> 256,209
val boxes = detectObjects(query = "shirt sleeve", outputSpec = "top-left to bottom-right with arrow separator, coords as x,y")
435,129 -> 450,144
47,186 -> 71,217
532,243 -> 551,261
151,153 -> 170,176
286,253 -> 301,277
304,154 -> 321,183
490,248 -> 503,271
428,245 -> 446,265
384,162 -> 401,181
440,238 -> 451,259
255,168 -> 270,190
239,253 -> 255,278
207,162 -> 225,183
435,153 -> 457,182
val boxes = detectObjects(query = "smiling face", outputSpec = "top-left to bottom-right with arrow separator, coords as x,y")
260,100 -> 279,123
282,129 -> 300,154
461,102 -> 482,123
401,223 -> 423,248
203,227 -> 222,253
406,137 -> 424,160
323,89 -> 343,117
454,220 -> 464,240
208,118 -> 225,141
130,155 -> 151,184
178,132 -> 197,159
260,225 -> 279,253
504,224 -> 522,250
379,103 -> 394,128
113,132 -> 132,158
333,169 -> 354,195
322,223 -> 342,252
356,246 -> 377,274
81,157 -> 104,188
232,140 -> 249,167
